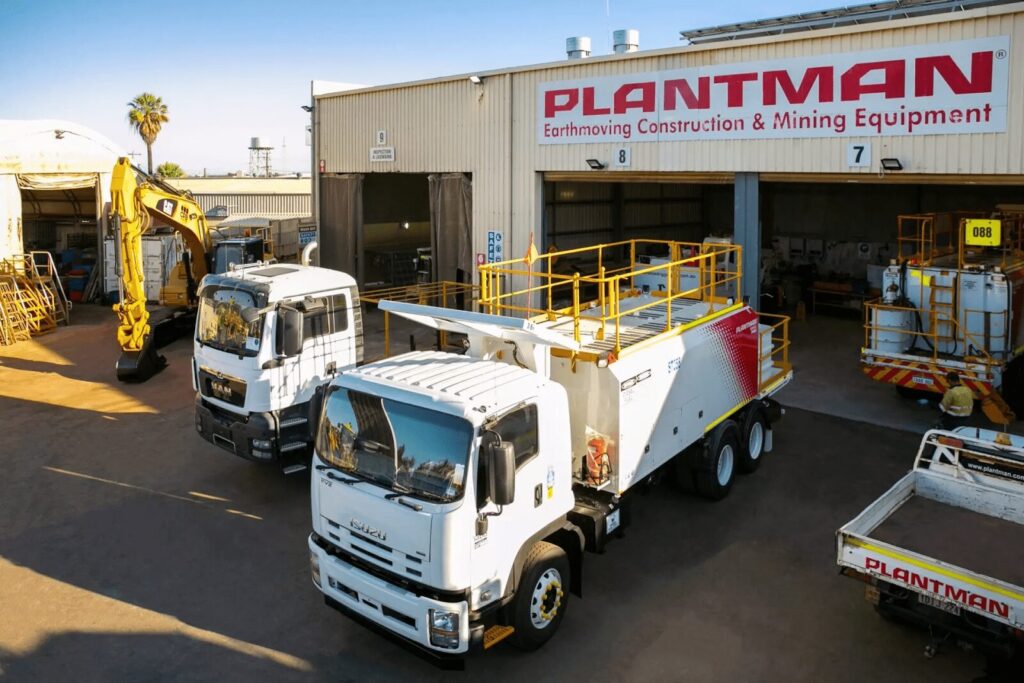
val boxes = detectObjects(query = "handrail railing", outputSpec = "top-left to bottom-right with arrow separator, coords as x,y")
863,300 -> 1005,373
758,312 -> 791,392
479,239 -> 741,354
361,280 -> 479,358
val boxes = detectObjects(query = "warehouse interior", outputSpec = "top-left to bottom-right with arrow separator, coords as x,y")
362,173 -> 431,287
17,183 -> 101,304
537,175 -> 1024,427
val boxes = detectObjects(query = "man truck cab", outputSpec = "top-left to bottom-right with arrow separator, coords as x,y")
193,262 -> 362,471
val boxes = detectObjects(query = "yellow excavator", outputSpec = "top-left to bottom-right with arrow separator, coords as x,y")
110,157 -> 269,382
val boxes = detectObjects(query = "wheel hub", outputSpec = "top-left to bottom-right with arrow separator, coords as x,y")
717,444 -> 734,486
529,568 -> 564,629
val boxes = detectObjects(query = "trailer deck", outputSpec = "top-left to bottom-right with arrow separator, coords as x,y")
872,495 -> 1024,587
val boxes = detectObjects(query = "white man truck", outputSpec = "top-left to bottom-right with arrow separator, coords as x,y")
306,240 -> 792,665
193,259 -> 363,471
837,428 -> 1024,664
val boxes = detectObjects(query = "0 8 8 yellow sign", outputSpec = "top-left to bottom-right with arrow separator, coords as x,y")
964,219 -> 1001,247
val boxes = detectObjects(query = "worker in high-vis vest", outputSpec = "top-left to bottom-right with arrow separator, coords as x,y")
939,371 -> 974,430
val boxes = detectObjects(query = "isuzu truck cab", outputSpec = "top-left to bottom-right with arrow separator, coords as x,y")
193,261 -> 362,471
306,240 -> 793,665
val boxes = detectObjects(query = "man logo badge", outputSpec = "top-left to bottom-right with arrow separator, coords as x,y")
210,380 -> 232,401
350,518 -> 387,542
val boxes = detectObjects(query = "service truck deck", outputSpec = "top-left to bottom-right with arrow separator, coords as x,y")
837,428 -> 1024,659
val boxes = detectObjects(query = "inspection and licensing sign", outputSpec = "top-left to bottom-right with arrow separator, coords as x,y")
537,36 -> 1009,143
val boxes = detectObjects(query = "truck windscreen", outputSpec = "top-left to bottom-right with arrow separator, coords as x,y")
196,287 -> 262,357
317,388 -> 473,503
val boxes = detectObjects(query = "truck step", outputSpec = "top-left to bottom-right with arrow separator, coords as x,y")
282,463 -> 308,475
483,625 -> 515,649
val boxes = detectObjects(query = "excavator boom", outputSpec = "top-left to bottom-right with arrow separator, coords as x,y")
110,157 -> 214,382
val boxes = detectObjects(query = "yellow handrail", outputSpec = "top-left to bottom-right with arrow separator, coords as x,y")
478,239 -> 742,353
863,300 -> 1004,372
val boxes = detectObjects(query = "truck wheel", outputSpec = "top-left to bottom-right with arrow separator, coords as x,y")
510,541 -> 570,651
695,421 -> 739,501
738,408 -> 767,474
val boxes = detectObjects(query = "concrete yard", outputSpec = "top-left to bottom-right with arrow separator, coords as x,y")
0,306 -> 1004,681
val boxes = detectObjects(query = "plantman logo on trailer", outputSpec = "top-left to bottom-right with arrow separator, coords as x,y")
536,36 -> 1009,143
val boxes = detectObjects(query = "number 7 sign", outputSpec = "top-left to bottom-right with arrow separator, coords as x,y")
847,142 -> 871,168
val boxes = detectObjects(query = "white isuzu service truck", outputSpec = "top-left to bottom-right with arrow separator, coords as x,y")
837,428 -> 1024,661
305,240 -> 792,665
193,259 -> 363,471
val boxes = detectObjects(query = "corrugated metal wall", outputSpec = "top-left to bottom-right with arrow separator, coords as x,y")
317,75 -> 512,260
317,3 -> 1024,262
190,193 -> 310,217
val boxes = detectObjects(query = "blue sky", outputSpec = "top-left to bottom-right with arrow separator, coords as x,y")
0,0 -> 828,173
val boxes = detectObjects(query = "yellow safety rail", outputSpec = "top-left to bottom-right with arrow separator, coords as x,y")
361,281 -> 479,358
478,239 -> 742,355
758,312 -> 792,393
863,301 -> 1004,376
896,211 -> 1024,270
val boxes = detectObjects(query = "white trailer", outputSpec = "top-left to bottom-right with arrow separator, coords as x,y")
837,429 -> 1024,660
306,240 -> 792,665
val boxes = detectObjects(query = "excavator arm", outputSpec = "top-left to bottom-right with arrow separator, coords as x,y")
110,157 -> 213,382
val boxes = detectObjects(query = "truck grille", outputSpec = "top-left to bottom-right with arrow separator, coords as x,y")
198,367 -> 246,407
323,516 -> 425,581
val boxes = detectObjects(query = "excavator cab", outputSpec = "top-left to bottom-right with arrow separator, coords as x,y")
210,238 -> 266,275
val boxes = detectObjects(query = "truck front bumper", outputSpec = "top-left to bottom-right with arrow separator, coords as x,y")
194,396 -> 312,464
309,534 -> 481,667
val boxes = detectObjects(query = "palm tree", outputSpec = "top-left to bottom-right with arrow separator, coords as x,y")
126,93 -> 169,175
156,162 -> 185,178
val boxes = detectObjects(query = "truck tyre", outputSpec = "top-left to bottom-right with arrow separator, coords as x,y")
694,421 -> 739,501
510,541 -> 570,651
738,407 -> 767,474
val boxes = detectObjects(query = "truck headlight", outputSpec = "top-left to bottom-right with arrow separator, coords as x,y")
428,609 -> 460,649
309,549 -> 322,588
251,438 -> 272,450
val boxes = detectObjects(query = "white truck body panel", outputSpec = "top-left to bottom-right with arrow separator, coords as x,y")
837,429 -> 1024,630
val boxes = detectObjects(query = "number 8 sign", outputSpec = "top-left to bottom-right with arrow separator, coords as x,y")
613,147 -> 631,168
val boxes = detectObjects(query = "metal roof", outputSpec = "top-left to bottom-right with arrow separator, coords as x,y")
680,0 -> 1015,44
351,350 -> 543,409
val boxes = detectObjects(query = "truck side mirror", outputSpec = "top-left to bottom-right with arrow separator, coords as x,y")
486,441 -> 516,506
277,306 -> 304,357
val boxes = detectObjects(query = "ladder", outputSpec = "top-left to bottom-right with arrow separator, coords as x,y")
0,276 -> 33,345
928,271 -> 958,350
27,251 -> 71,325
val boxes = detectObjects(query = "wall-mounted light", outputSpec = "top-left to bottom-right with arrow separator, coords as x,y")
468,75 -> 482,85
880,158 -> 903,171
300,105 -> 313,113
400,221 -> 411,230
585,158 -> 606,170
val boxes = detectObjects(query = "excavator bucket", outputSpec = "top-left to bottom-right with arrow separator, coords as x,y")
116,333 -> 167,383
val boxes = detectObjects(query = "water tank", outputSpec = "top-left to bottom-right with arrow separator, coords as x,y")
873,307 -> 913,355
613,29 -> 639,54
250,137 -> 266,149
566,36 -> 592,59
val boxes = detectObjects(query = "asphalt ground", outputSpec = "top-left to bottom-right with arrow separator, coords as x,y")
0,305 -> 1003,681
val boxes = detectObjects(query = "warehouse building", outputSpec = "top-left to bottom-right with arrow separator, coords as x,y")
313,0 -> 1024,304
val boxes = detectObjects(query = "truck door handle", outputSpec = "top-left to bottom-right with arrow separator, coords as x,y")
534,483 -> 542,507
